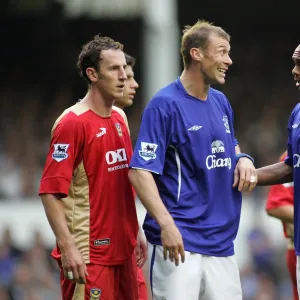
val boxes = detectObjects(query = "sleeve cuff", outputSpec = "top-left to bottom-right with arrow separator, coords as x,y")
39,177 -> 70,198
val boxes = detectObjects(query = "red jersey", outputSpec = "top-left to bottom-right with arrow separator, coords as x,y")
39,103 -> 138,265
266,153 -> 294,238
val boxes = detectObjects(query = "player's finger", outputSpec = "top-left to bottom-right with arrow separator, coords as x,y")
84,264 -> 89,277
138,256 -> 145,268
179,245 -> 185,263
169,248 -> 174,262
163,247 -> 168,261
64,268 -> 71,280
248,173 -> 257,192
232,168 -> 239,188
141,242 -> 148,261
71,266 -> 80,282
238,170 -> 246,192
242,169 -> 253,192
77,265 -> 86,284
174,248 -> 179,266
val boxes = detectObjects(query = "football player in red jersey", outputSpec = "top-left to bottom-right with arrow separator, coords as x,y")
39,35 -> 146,300
266,151 -> 298,300
114,53 -> 149,300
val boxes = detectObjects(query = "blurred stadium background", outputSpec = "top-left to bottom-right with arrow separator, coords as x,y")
0,0 -> 299,299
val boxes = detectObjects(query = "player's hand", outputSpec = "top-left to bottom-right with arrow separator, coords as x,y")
60,241 -> 89,284
160,222 -> 185,266
135,230 -> 148,268
233,157 -> 257,192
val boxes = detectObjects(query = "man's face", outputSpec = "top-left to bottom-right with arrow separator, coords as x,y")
199,34 -> 233,85
115,65 -> 139,109
94,49 -> 127,100
292,44 -> 300,91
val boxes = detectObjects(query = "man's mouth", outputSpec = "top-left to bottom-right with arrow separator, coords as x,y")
129,93 -> 135,99
217,69 -> 227,76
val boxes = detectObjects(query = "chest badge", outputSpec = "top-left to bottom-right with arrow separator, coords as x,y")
115,123 -> 123,136
223,115 -> 231,133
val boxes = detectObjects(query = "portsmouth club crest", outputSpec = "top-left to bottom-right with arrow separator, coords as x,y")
115,123 -> 122,136
222,115 -> 231,133
90,288 -> 101,300
52,144 -> 69,162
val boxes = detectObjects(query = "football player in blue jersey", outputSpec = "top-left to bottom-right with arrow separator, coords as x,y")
257,43 -> 300,296
128,20 -> 256,300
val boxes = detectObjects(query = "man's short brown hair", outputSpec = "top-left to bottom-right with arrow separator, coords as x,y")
77,34 -> 124,84
180,20 -> 230,68
125,53 -> 136,68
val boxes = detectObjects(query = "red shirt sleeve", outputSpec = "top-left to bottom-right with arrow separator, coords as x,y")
39,114 -> 84,197
266,183 -> 293,210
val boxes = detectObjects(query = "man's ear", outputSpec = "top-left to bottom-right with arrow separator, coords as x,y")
86,67 -> 99,83
190,48 -> 203,62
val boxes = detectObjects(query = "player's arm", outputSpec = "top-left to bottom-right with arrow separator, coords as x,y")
129,105 -> 185,266
235,144 -> 241,154
129,169 -> 184,266
39,117 -> 88,283
112,106 -> 148,265
258,110 -> 295,185
233,138 -> 256,192
266,182 -> 294,223
256,162 -> 293,185
41,193 -> 78,252
129,169 -> 174,230
267,205 -> 293,223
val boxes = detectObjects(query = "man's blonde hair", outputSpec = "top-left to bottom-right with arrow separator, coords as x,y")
180,20 -> 230,68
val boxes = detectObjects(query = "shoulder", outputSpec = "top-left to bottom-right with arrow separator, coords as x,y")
147,81 -> 179,111
209,88 -> 232,110
209,88 -> 229,103
112,106 -> 129,132
112,106 -> 128,123
51,103 -> 88,135
291,103 -> 300,117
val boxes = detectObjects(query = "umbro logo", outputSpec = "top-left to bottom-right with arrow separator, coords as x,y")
188,125 -> 202,131
292,124 -> 298,129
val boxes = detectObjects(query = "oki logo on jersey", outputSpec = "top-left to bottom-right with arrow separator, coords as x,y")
206,140 -> 231,170
223,115 -> 231,133
139,142 -> 158,161
105,148 -> 127,165
52,144 -> 69,162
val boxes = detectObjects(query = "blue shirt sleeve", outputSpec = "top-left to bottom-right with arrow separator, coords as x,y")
285,111 -> 294,166
130,105 -> 171,175
224,95 -> 238,147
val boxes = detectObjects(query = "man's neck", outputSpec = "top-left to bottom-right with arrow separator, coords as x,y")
180,67 -> 210,101
80,86 -> 114,117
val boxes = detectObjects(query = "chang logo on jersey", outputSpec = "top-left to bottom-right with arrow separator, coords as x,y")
206,140 -> 231,170
105,148 -> 129,172
52,144 -> 69,162
139,142 -> 158,161
294,154 -> 300,168
223,115 -> 231,133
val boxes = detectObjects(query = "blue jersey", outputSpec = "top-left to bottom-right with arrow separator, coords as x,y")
130,78 -> 242,256
285,103 -> 300,255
